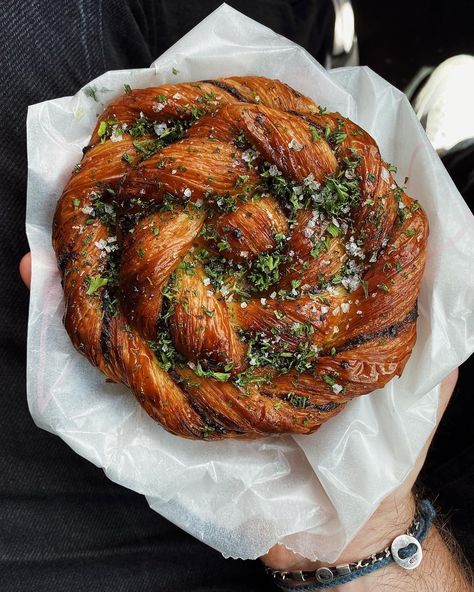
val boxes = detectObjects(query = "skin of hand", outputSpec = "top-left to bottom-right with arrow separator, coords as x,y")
20,252 -> 31,287
261,369 -> 474,591
260,368 -> 474,591
19,252 -> 472,590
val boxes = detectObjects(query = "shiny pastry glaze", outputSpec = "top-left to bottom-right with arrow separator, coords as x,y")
52,76 -> 428,440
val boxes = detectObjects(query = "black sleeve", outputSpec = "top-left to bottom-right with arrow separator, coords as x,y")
0,2 -> 334,591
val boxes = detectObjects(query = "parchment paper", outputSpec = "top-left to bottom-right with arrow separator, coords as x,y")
26,4 -> 474,562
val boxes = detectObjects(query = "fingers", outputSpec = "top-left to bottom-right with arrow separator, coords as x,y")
20,252 -> 31,288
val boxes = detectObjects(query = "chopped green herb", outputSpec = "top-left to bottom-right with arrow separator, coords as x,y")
97,121 -> 108,138
128,115 -> 153,139
291,279 -> 301,290
189,105 -> 206,120
194,361 -> 230,382
177,260 -> 196,276
322,374 -> 337,386
333,131 -> 347,144
198,91 -> 217,104
310,126 -> 320,142
261,150 -> 361,220
327,223 -> 341,238
233,369 -> 269,389
90,191 -> 115,227
238,329 -> 319,376
234,131 -> 246,148
310,238 -> 330,258
148,328 -> 184,372
212,192 -> 237,213
235,174 -> 250,187
132,139 -> 159,157
248,250 -> 284,292
217,239 -> 230,252
86,275 -> 108,295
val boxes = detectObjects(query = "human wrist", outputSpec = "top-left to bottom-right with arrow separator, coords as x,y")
335,490 -> 416,566
261,490 -> 415,572
263,494 -> 473,592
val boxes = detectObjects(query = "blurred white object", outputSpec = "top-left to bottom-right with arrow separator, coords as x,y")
332,0 -> 354,55
330,0 -> 358,68
414,55 -> 474,153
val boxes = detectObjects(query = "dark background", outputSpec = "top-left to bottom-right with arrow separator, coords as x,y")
354,0 -> 474,90
353,0 -> 474,563
351,0 -> 474,569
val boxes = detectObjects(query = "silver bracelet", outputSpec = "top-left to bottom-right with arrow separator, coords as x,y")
265,498 -> 436,591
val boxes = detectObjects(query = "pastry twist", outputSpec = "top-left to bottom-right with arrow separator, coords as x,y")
53,76 -> 428,440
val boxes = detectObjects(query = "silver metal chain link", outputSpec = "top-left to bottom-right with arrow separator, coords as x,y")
267,508 -> 424,585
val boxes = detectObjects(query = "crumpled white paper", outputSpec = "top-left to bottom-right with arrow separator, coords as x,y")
26,4 -> 474,562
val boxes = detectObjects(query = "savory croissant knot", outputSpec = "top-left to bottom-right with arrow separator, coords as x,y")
53,76 -> 428,440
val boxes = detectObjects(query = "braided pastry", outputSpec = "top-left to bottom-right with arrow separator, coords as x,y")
52,76 -> 428,440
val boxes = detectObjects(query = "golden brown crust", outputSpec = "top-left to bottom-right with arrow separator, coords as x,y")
52,76 -> 428,440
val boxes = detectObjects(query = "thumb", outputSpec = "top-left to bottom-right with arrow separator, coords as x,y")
20,252 -> 31,289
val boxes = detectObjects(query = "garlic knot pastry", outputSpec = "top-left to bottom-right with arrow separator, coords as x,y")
53,76 -> 428,440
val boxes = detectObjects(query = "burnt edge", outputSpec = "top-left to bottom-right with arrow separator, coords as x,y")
331,305 -> 418,355
201,79 -> 248,103
100,293 -> 115,363
170,369 -> 234,437
314,402 -> 340,412
258,386 -> 343,414
58,248 -> 78,274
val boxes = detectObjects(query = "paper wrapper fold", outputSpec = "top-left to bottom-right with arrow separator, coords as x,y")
26,4 -> 474,561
